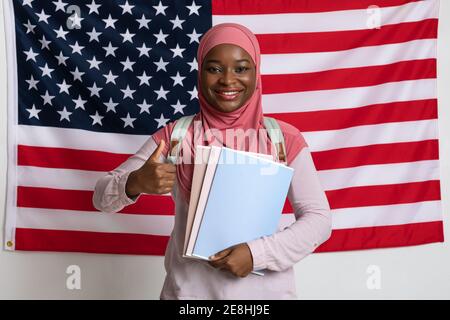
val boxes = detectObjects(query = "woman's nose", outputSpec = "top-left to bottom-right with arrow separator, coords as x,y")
219,69 -> 235,85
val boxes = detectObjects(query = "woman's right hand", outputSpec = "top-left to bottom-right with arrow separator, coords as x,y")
125,140 -> 176,198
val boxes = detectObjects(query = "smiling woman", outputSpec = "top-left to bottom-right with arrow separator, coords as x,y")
93,23 -> 332,300
201,43 -> 256,113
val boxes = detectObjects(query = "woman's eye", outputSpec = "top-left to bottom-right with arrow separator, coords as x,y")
236,67 -> 249,73
208,67 -> 220,73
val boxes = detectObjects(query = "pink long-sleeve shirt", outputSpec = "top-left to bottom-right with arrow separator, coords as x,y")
93,135 -> 332,300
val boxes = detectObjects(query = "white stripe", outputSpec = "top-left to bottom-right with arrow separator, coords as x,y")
304,119 -> 438,152
18,125 -> 150,154
16,208 -> 174,236
331,200 -> 442,229
18,160 -> 440,196
213,0 -> 438,34
262,79 -> 437,113
318,160 -> 440,191
261,39 -> 436,74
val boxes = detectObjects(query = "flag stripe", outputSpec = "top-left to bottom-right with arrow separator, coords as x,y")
261,38 -> 436,74
316,221 -> 444,252
15,228 -> 169,255
262,59 -> 436,94
268,99 -> 437,132
256,19 -> 437,54
213,1 -> 438,34
212,0 -> 422,15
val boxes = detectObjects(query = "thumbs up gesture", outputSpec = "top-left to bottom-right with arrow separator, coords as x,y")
125,140 -> 177,198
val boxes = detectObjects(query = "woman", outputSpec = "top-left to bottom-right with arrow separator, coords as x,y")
93,23 -> 332,299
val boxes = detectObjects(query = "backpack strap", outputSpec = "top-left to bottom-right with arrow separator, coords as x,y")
167,115 -> 195,164
263,117 -> 287,164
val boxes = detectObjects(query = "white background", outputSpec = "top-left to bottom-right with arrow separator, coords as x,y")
0,1 -> 449,299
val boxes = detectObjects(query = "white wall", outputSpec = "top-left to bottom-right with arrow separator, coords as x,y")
1,1 -> 449,299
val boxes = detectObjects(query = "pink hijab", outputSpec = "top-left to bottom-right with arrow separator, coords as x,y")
152,23 -> 306,202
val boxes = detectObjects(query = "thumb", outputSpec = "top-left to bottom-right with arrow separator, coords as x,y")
148,139 -> 166,163
209,247 -> 233,260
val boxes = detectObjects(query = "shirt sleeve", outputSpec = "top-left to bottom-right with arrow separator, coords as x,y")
247,147 -> 332,272
92,135 -> 161,213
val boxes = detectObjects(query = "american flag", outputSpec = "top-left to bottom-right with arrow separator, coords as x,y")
4,0 -> 443,255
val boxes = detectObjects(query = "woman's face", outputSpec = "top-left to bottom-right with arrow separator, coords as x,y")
201,44 -> 256,113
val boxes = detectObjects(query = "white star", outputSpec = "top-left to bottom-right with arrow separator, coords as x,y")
39,63 -> 54,78
22,0 -> 34,8
23,20 -> 36,34
40,90 -> 54,105
70,66 -> 85,82
187,57 -> 198,72
55,51 -> 69,66
137,99 -> 152,114
57,107 -> 72,122
121,85 -> 136,99
170,15 -> 185,30
154,85 -> 169,100
154,57 -> 169,72
137,71 -> 152,86
120,1 -> 134,14
23,48 -> 38,62
120,29 -> 135,43
171,100 -> 186,115
153,1 -> 168,16
69,13 -> 84,28
136,14 -> 151,29
170,72 -> 186,87
121,113 -> 136,128
73,95 -> 87,110
26,104 -> 41,119
103,42 -> 118,57
25,75 -> 39,90
103,14 -> 117,29
54,26 -> 69,40
103,70 -> 118,84
137,43 -> 151,57
121,57 -> 135,72
52,0 -> 67,12
90,111 -> 104,126
154,113 -> 169,128
188,86 -> 198,100
187,29 -> 202,44
39,35 -> 51,50
153,29 -> 168,44
87,27 -> 101,42
36,9 -> 50,23
186,1 -> 201,16
87,56 -> 102,70
57,79 -> 71,94
70,41 -> 84,55
86,0 -> 101,14
170,44 -> 185,58
87,82 -> 102,97
104,98 -> 118,113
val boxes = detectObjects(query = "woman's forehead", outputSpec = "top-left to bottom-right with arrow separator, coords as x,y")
203,44 -> 255,64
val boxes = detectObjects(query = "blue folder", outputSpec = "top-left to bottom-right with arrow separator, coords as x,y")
192,147 -> 294,260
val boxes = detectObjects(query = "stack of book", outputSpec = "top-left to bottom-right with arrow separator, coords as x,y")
182,145 -> 294,275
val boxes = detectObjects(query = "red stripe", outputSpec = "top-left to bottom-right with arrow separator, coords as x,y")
15,228 -> 169,255
256,19 -> 437,54
17,186 -> 175,215
326,180 -> 441,209
14,221 -> 443,255
311,140 -> 439,170
267,99 -> 438,132
212,0 -> 421,15
262,59 -> 436,94
18,145 -> 130,171
315,221 -> 444,252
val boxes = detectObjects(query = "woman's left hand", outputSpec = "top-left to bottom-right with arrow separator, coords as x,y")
208,243 -> 254,277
